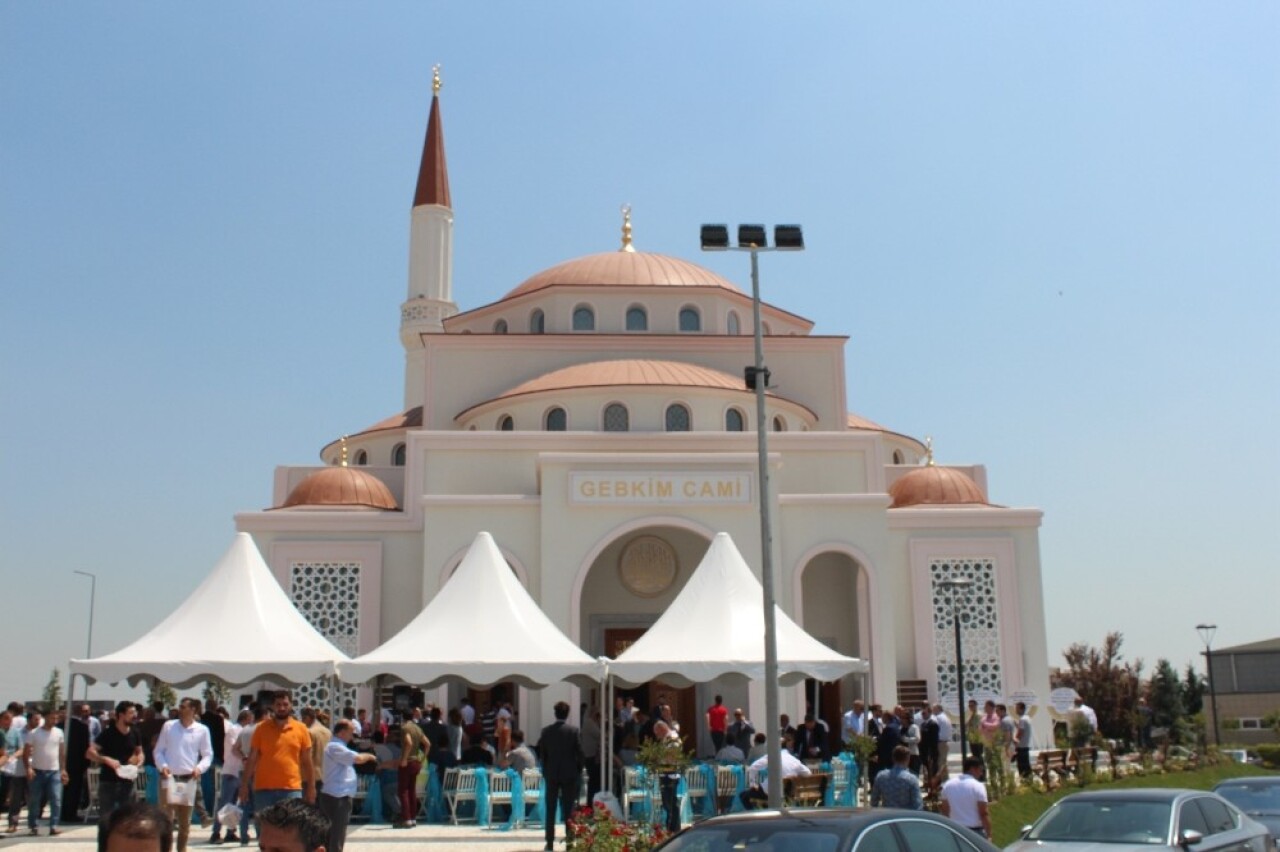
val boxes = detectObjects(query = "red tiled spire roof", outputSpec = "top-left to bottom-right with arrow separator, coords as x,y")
413,71 -> 450,208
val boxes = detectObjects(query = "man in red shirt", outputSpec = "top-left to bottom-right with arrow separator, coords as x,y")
705,695 -> 729,753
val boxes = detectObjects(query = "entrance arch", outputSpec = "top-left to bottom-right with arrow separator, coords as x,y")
576,521 -> 716,755
795,545 -> 874,741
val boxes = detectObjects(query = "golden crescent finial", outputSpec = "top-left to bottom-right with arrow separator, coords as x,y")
340,436 -> 349,467
924,436 -> 934,466
620,204 -> 635,252
432,65 -> 442,95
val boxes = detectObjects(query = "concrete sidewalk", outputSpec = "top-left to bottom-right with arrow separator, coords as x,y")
7,821 -> 558,851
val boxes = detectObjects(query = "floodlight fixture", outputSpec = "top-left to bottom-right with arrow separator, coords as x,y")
700,224 -> 730,251
774,225 -> 804,250
737,224 -> 767,249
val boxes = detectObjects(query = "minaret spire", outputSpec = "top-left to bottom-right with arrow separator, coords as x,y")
413,65 -> 451,208
402,64 -> 457,409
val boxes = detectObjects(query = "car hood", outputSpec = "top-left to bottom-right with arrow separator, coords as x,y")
1006,841 -> 1165,852
1244,814 -> 1280,837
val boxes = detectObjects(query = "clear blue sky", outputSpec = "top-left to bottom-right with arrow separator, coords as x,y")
3,3 -> 1277,702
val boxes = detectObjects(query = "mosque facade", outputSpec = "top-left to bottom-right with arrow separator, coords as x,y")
233,77 -> 1053,749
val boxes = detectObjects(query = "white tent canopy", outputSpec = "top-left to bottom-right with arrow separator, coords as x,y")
608,532 -> 868,687
339,531 -> 603,689
70,532 -> 349,689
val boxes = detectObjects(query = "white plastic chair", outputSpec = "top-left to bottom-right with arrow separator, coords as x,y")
621,766 -> 653,823
486,770 -> 512,827
521,768 -> 543,827
445,767 -> 479,825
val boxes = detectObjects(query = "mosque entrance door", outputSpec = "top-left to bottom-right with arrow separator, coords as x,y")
605,628 -> 696,751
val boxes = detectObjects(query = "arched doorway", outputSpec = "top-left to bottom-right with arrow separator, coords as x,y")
580,524 -> 712,753
799,550 -> 871,743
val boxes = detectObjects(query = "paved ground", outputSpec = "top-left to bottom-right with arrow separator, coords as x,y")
6,822 -> 559,851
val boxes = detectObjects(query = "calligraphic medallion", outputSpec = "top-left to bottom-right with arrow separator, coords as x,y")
618,535 -> 678,598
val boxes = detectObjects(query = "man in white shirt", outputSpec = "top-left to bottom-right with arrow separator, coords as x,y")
153,698 -> 213,852
740,740 -> 812,808
932,704 -> 954,776
318,720 -> 376,852
841,700 -> 866,745
210,708 -> 250,844
25,710 -> 68,836
940,756 -> 990,839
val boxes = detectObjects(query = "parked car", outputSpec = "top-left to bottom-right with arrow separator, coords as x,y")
1005,789 -> 1274,852
654,808 -> 1002,852
1213,777 -> 1280,839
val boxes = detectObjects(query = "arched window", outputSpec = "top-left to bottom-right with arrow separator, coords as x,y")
725,408 -> 745,432
493,319 -> 508,334
530,309 -> 545,334
572,305 -> 595,331
392,443 -> 407,466
353,449 -> 368,465
626,306 -> 648,332
726,311 -> 740,335
603,403 -> 629,432
892,449 -> 904,464
498,415 -> 514,431
678,307 -> 701,332
772,416 -> 786,432
545,407 -> 567,431
665,403 -> 691,432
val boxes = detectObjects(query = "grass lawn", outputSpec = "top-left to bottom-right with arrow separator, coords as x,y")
989,762 -> 1273,847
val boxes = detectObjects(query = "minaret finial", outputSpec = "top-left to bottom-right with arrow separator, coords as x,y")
340,436 -> 349,467
432,65 -> 441,95
620,204 -> 635,252
924,436 -> 934,466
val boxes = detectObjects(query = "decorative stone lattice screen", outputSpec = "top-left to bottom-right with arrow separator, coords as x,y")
289,561 -> 360,713
931,559 -> 1003,699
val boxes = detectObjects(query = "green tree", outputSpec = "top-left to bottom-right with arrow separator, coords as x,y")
202,678 -> 231,708
1148,660 -> 1185,727
149,680 -> 177,711
41,668 -> 63,710
1182,664 -> 1206,716
1052,632 -> 1144,743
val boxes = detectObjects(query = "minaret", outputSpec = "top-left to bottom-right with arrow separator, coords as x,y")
401,65 -> 455,408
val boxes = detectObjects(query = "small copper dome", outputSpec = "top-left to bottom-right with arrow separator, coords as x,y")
279,467 -> 399,511
889,466 -> 987,508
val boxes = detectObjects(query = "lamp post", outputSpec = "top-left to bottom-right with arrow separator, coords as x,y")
73,570 -> 97,701
1196,623 -> 1220,747
701,223 -> 803,809
938,577 -> 973,762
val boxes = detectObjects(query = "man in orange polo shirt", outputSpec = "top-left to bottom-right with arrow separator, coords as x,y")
239,691 -> 315,818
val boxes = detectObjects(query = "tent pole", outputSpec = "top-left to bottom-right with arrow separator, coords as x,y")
599,661 -> 610,798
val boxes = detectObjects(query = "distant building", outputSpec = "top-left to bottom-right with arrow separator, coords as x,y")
231,73 -> 1053,749
1206,637 -> 1280,744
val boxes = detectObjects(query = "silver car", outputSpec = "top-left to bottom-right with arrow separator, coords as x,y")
1006,789 -> 1274,852
1214,777 -> 1280,840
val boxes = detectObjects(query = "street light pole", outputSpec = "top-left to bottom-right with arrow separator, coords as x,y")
938,578 -> 973,763
1196,623 -> 1220,748
74,570 -> 96,701
702,223 -> 803,809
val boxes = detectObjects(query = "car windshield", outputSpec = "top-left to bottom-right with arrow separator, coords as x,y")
1216,784 -> 1280,815
1028,800 -> 1172,844
659,822 -> 850,852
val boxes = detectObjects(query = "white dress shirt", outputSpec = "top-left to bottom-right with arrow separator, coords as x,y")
153,719 -> 213,775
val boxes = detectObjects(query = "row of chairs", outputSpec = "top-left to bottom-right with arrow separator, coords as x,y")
440,766 -> 545,828
619,759 -> 855,822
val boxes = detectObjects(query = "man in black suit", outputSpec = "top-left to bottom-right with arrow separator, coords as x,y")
537,701 -> 583,851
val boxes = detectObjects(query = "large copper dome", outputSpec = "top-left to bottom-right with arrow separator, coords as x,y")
278,466 -> 399,511
502,251 -> 742,300
889,466 -> 987,508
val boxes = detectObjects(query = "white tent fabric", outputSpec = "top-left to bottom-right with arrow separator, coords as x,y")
339,531 -> 603,689
609,532 -> 868,687
70,532 -> 348,688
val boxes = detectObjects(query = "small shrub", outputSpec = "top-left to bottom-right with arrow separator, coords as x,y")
567,803 -> 669,852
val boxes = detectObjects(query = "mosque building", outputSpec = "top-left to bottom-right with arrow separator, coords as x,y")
233,72 -> 1052,747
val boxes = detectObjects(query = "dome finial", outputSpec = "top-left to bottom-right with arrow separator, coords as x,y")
620,204 -> 635,252
340,436 -> 349,467
432,64 -> 442,95
924,436 -> 934,466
